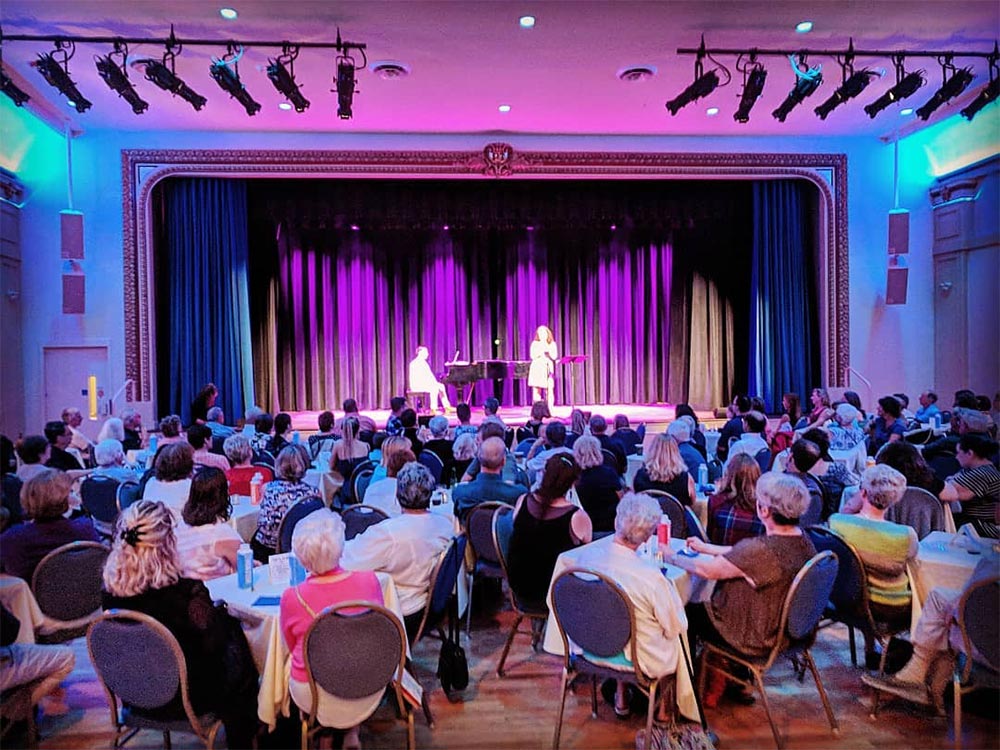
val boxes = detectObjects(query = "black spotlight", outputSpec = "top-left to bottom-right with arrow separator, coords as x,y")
266,54 -> 310,112
814,69 -> 880,119
34,47 -> 91,113
95,47 -> 149,115
666,70 -> 720,116
210,55 -> 262,116
916,67 -> 974,120
0,67 -> 30,106
772,71 -> 823,122
335,57 -> 356,119
960,75 -> 1000,120
864,70 -> 925,118
140,58 -> 207,110
734,66 -> 767,123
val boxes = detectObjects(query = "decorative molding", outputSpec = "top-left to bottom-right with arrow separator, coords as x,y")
121,146 -> 849,403
0,168 -> 25,204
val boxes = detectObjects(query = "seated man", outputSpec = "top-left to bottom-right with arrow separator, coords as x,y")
461,421 -> 530,488
61,407 -> 92,467
407,346 -> 451,412
42,421 -> 82,472
334,398 -> 378,438
717,395 -> 750,462
526,422 -> 574,486
610,414 -> 644,458
205,407 -> 234,440
452,437 -> 525,521
453,402 -> 478,438
589,415 -> 626,475
482,397 -> 505,428
120,408 -> 145,452
914,390 -> 941,424
784,439 -> 828,525
666,419 -> 703,480
726,410 -> 770,467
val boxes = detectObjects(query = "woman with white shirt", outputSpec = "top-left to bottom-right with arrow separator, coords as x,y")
175,468 -> 242,580
142,442 -> 194,514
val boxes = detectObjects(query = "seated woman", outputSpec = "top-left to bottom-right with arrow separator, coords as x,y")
252,446 -> 322,561
341,462 -> 454,640
92,439 -> 139,483
674,404 -> 707,458
307,410 -> 337,461
876,441 -> 944,495
827,403 -> 867,452
868,396 -> 907,455
142,442 -> 194,515
633,434 -> 695,506
362,448 -> 415,517
157,414 -> 185,446
281,510 -> 384,749
0,469 -> 100,581
223,434 -> 260,496
250,412 -> 274,455
187,424 -> 230,472
564,408 -> 588,449
266,413 -> 293,457
507,454 -> 593,608
517,401 -> 550,444
804,387 -> 834,430
102,500 -> 258,749
330,418 -> 370,504
572,436 -> 623,534
175,468 -> 243,581
15,435 -> 50,483
707,453 -> 764,546
939,434 -> 1000,538
96,417 -> 126,444
370,435 -> 411,486
451,433 -> 476,484
800,427 -> 858,512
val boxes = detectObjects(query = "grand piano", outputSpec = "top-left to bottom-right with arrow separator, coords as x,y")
444,360 -> 531,402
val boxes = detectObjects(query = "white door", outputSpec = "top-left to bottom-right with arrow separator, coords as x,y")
43,345 -> 109,443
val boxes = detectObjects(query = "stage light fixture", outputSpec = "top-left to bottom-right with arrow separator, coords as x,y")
33,43 -> 91,112
666,70 -> 720,115
210,46 -> 261,116
772,55 -> 823,122
960,74 -> 999,120
138,32 -> 207,111
0,66 -> 30,106
733,62 -> 767,123
915,63 -> 974,120
863,57 -> 925,118
814,69 -> 880,119
266,46 -> 310,112
94,42 -> 149,114
335,55 -> 356,119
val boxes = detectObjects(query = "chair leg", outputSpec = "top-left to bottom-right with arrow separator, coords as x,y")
644,682 -> 658,750
406,708 -> 415,750
953,672 -> 962,750
804,650 -> 838,735
848,625 -> 857,668
204,723 -> 219,750
553,669 -> 569,750
301,719 -> 309,750
590,676 -> 598,718
870,643 -> 891,718
163,730 -> 172,750
466,575 -> 474,636
696,650 -> 709,706
496,614 -> 522,677
752,669 -> 783,750
422,690 -> 435,728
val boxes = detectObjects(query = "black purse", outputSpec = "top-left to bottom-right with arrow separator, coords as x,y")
436,592 -> 468,692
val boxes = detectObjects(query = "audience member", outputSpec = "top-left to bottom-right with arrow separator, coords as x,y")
827,403 -> 866,452
308,411 -> 337,459
385,396 -> 407,436
914,390 -> 941,424
267,413 -> 293,457
519,401 -> 550,442
452,432 -> 477,480
573,436 -> 623,533
843,390 -> 867,421
158,415 -> 185,446
453,403 -> 477,439
939,434 -> 1000,538
805,387 -> 833,429
96,417 -> 125,445
92,439 -> 137,483
43,421 -> 82,471
665,420 -> 701,480
189,383 -> 219,425
335,398 -> 378,438
423,415 -> 455,482
564,408 -> 589,449
526,421 -> 574,485
175,468 -> 242,581
253,446 -> 322,561
399,408 -> 424,454
62,407 -> 92,465
633,434 -> 695,506
589,414 -> 626,474
452,437 -> 524,521
717,395 -> 749,462
223,434 -> 259,496
371,435 -> 412,485
784,438 -> 826,525
610,414 -> 644,457
329,418 -> 369,504
120,409 -> 144,452
801,427 -> 857,511
15,436 -> 51,482
482,396 -> 505,427
143,442 -> 195,514
776,393 -> 801,432
707,453 -> 765,546
894,392 -> 914,421
251,412 -> 274,454
363,448 -> 415,517
727,411 -> 770,467
869,395 -> 907,454
205,406 -> 234,440
0,605 -> 75,727
675,404 -> 708,456
188,424 -> 230,472
876,441 -> 944,495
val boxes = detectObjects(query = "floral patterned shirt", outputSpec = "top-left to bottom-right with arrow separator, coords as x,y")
252,479 -> 321,550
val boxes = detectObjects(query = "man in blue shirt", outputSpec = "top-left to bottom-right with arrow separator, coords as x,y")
914,390 -> 941,423
452,437 -> 525,521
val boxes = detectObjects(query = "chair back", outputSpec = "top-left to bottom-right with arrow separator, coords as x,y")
341,504 -> 389,540
493,506 -> 540,613
466,502 -> 512,568
80,475 -> 122,525
352,468 -> 374,504
956,575 -> 1000,677
418,450 -> 445,484
927,453 -> 961,483
754,447 -> 772,473
412,535 -> 467,643
684,505 -> 707,542
639,490 -> 686,538
276,498 -> 325,553
253,451 -> 275,468
601,448 -> 619,471
784,550 -> 840,642
514,438 -> 536,456
806,526 -> 872,628
137,468 -> 155,500
552,568 -> 634,661
116,481 -> 141,510
303,602 -> 405,700
31,541 -> 109,623
885,486 -> 947,540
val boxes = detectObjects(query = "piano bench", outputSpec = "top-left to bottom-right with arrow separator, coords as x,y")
406,391 -> 433,414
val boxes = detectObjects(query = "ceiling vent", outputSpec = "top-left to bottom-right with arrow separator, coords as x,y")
617,65 -> 657,82
371,61 -> 410,79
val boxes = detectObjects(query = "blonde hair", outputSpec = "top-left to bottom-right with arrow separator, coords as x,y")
380,435 -> 412,468
21,469 -> 72,521
103,501 -> 181,597
643,434 -> 687,482
573,435 -> 604,470
716,453 -> 760,512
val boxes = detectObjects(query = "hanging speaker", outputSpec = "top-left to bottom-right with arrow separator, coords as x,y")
62,274 -> 85,314
886,254 -> 908,305
888,209 -> 909,255
60,210 -> 85,260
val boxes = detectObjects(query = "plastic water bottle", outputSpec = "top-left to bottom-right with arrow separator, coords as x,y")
250,472 -> 263,505
697,463 -> 709,491
292,431 -> 301,444
931,414 -> 940,430
149,434 -> 158,453
237,544 -> 254,589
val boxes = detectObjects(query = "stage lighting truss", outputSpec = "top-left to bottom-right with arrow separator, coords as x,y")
672,37 -> 996,125
210,44 -> 262,116
137,32 -> 208,111
0,44 -> 30,106
267,44 -> 310,112
95,40 -> 148,114
33,41 -> 92,112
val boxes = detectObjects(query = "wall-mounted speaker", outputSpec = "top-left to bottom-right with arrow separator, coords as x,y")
60,210 -> 85,260
62,274 -> 85,314
888,209 -> 910,255
886,255 -> 908,305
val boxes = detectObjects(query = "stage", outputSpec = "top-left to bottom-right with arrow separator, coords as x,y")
284,403 -> 724,435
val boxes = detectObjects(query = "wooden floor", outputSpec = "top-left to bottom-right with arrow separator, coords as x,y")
31,593 -> 998,750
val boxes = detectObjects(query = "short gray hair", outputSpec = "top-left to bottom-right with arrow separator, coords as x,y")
275,445 -> 308,482
666,419 -> 691,443
573,435 -> 603,470
861,464 -> 907,510
396,462 -> 435,510
206,406 -> 225,423
97,417 -> 125,443
756,473 -> 810,524
223,434 -> 253,465
292,509 -> 345,575
678,415 -> 697,434
954,407 -> 991,434
428,415 -> 449,437
244,405 -> 264,425
453,433 -> 477,461
94,439 -> 125,467
835,403 -> 859,425
614,493 -> 661,546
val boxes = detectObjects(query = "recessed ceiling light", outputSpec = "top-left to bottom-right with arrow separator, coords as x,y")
519,15 -> 535,28
278,102 -> 293,111
66,99 -> 76,107
706,107 -> 720,116
498,104 -> 512,113
900,107 -> 914,116
796,20 -> 813,33
220,7 -> 238,20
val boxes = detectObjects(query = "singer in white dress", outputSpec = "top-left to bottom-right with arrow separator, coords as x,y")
528,325 -> 558,410
407,345 -> 452,411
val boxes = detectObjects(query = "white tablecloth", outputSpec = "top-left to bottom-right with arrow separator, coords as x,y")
229,498 -> 259,542
541,536 -> 710,723
303,469 -> 342,506
206,566 -> 407,729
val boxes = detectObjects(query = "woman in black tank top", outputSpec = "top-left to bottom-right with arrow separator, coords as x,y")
507,453 -> 594,607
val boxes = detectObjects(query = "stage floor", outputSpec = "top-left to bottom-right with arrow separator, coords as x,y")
286,403 -> 722,433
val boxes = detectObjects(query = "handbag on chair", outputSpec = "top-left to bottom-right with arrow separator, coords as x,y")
436,593 -> 469,693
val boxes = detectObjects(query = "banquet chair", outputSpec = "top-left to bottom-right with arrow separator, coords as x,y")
683,506 -> 707,543
88,609 -> 223,749
32,541 -> 109,643
352,468 -> 374,504
417,450 -> 445,485
80,475 -> 122,538
601,448 -> 619,472
301,601 -> 419,750
493,505 -> 551,677
550,567 -> 677,750
885,487 -> 949,540
464,501 -> 514,635
411,534 -> 467,647
754,447 -> 773,473
638,490 -> 686,539
276,498 -> 325,553
698,550 -> 839,749
950,574 -> 999,750
514,438 -> 536,456
117,481 -> 142,511
341,504 -> 389,541
807,526 -> 911,673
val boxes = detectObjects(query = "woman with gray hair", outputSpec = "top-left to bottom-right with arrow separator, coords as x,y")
573,435 -> 624,533
222,433 -> 257,495
341,462 -> 454,640
96,417 -> 126,444
92,438 -> 138,483
252,445 -> 321,561
280,510 -> 384,744
422,414 -> 456,483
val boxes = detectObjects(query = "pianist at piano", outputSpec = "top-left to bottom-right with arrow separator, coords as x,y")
407,346 -> 453,411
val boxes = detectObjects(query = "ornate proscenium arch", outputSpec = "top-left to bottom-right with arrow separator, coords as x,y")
121,144 -> 848,404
